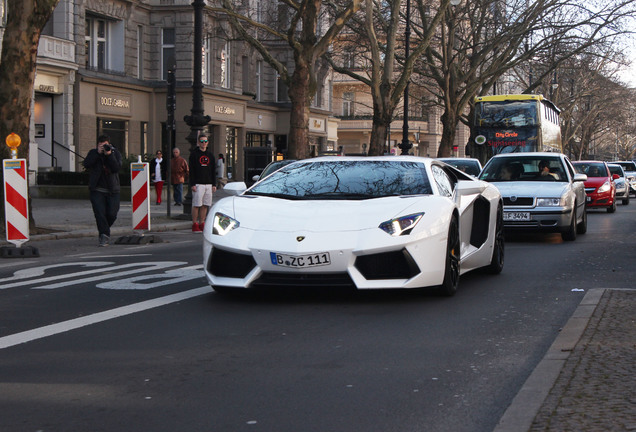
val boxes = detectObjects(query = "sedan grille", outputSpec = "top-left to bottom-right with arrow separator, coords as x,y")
355,249 -> 420,280
208,248 -> 256,278
503,197 -> 534,206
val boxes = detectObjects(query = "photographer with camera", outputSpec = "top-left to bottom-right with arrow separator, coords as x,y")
83,134 -> 122,246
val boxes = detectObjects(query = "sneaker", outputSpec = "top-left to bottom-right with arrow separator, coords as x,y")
199,221 -> 205,231
174,202 -> 182,206
192,223 -> 202,233
99,234 -> 110,247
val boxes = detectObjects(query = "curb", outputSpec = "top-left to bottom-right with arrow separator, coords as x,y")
0,221 -> 193,245
492,288 -> 605,432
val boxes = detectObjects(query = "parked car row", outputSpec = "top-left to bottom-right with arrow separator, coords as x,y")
441,154 -> 632,242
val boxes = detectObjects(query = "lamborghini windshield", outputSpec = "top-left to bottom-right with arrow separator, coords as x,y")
246,160 -> 433,199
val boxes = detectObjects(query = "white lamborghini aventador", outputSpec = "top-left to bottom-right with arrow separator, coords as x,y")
202,156 -> 504,296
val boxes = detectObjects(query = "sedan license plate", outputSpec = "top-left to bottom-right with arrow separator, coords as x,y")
504,211 -> 530,221
270,252 -> 331,268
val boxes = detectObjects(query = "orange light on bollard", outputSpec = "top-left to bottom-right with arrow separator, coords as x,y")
5,133 -> 21,159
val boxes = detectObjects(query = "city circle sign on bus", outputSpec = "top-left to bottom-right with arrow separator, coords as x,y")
475,135 -> 487,145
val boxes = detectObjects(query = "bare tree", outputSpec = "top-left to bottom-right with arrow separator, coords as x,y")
326,0 -> 452,156
0,0 -> 59,161
214,0 -> 361,160
417,0 -> 636,158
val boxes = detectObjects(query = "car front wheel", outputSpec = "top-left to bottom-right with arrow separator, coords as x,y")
438,216 -> 460,296
562,207 -> 577,241
485,203 -> 504,274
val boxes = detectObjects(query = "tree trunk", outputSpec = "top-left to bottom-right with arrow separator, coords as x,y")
0,0 -> 59,232
438,110 -> 457,157
287,61 -> 312,160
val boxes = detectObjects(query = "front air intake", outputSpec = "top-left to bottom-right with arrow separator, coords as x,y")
355,249 -> 420,280
208,248 -> 256,278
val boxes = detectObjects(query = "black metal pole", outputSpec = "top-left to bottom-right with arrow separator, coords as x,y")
183,0 -> 211,215
399,0 -> 412,155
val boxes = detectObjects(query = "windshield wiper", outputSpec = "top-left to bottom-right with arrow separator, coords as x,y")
301,192 -> 378,200
244,191 -> 302,200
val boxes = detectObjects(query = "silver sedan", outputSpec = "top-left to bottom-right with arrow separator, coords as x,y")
479,152 -> 587,241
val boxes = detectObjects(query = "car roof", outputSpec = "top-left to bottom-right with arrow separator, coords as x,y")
489,152 -> 565,159
572,160 -> 606,164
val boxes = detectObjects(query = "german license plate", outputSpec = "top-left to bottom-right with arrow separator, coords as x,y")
586,196 -> 591,202
270,252 -> 331,268
504,211 -> 530,221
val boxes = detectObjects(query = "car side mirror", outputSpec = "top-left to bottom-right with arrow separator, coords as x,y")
612,174 -> 620,180
223,181 -> 247,196
573,173 -> 587,182
455,180 -> 486,195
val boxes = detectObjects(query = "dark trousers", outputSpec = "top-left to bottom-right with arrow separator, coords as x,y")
90,190 -> 120,237
173,183 -> 183,204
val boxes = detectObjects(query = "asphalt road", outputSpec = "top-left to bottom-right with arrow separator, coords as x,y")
0,203 -> 634,432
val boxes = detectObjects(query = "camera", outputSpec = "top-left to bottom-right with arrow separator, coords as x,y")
103,144 -> 112,152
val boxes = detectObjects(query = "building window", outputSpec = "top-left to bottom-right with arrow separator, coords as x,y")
343,92 -> 354,116
137,26 -> 144,79
221,42 -> 231,88
141,121 -> 148,155
256,61 -> 262,101
162,28 -> 175,81
202,35 -> 211,85
0,0 -> 6,27
85,17 -> 107,70
276,72 -> 289,102
242,56 -> 250,94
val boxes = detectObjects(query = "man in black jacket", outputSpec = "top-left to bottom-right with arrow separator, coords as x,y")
83,134 -> 122,246
189,134 -> 216,232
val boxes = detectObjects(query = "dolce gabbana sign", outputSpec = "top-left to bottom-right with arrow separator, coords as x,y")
206,98 -> 245,123
96,89 -> 132,116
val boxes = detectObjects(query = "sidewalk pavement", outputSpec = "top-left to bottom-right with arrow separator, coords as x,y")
1,189 -> 231,244
2,195 -> 634,432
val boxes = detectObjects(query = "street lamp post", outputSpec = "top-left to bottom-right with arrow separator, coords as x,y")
399,0 -> 412,156
183,0 -> 211,215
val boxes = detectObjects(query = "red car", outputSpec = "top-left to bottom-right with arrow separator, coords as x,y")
573,161 -> 617,213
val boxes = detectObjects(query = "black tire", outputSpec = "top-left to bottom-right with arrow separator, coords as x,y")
485,203 -> 504,274
438,216 -> 460,296
576,206 -> 587,234
607,199 -> 617,213
561,207 -> 577,241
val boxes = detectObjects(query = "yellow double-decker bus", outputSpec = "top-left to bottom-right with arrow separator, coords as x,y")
471,94 -> 561,160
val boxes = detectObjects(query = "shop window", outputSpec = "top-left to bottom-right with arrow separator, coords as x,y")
98,118 -> 129,155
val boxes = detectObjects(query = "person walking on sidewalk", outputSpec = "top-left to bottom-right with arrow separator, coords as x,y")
83,134 -> 122,247
171,147 -> 189,206
150,150 -> 166,205
189,134 -> 216,232
216,153 -> 225,188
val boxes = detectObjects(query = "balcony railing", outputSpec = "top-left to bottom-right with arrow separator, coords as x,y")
37,35 -> 75,64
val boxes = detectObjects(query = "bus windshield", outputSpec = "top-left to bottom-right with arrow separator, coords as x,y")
477,101 -> 538,128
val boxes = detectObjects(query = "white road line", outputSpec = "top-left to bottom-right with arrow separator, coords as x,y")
0,286 -> 212,350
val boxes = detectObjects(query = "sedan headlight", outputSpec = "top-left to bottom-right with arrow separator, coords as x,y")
212,212 -> 240,235
379,213 -> 424,236
536,197 -> 562,207
597,181 -> 611,193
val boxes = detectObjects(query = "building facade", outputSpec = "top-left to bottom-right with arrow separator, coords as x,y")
24,0 -> 336,183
